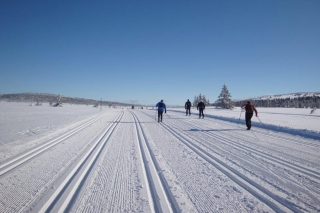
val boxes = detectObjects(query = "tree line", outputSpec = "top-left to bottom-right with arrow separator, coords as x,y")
193,84 -> 319,109
233,97 -> 320,108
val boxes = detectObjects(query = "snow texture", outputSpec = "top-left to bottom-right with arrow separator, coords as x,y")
0,101 -> 319,213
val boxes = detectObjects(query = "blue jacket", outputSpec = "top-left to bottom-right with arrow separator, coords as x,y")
156,102 -> 166,112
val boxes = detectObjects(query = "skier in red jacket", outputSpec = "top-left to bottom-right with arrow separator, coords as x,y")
241,101 -> 258,130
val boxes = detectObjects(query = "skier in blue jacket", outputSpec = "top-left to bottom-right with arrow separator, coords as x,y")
156,100 -> 166,122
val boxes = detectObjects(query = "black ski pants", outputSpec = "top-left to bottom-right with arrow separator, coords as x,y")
186,107 -> 191,115
199,108 -> 204,118
158,111 -> 164,122
245,112 -> 253,129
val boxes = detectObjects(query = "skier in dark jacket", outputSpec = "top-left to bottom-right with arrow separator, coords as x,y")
197,100 -> 205,118
156,100 -> 166,122
185,99 -> 191,116
241,101 -> 258,130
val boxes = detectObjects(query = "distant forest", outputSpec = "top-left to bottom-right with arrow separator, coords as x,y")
0,93 -> 132,107
234,96 -> 320,108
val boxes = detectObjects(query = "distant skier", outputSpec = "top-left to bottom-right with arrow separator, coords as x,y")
310,107 -> 316,114
185,99 -> 192,116
197,100 -> 205,118
241,101 -> 258,130
156,100 -> 166,122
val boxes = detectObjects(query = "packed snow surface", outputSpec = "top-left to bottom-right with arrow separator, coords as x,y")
0,102 -> 319,212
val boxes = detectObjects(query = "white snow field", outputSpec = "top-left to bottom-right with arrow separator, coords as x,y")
0,101 -> 319,213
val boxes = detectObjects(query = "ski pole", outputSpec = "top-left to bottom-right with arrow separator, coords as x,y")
238,109 -> 244,124
166,111 -> 170,119
256,115 -> 268,132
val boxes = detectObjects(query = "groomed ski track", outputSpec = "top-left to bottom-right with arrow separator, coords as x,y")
0,109 -> 319,212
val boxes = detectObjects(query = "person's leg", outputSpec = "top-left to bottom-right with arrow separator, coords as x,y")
160,111 -> 163,121
245,113 -> 249,129
245,113 -> 253,129
248,113 -> 253,129
158,111 -> 161,122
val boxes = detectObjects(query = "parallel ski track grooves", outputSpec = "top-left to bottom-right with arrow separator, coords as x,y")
166,111 -> 320,179
170,115 -> 320,182
0,113 -> 109,176
165,115 -> 320,208
38,111 -> 124,213
172,110 -> 320,150
131,111 -> 180,213
142,111 -> 304,213
214,115 -> 320,151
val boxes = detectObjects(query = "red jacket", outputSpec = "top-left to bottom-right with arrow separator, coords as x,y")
241,103 -> 258,116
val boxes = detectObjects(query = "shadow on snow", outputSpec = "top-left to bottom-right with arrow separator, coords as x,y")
169,109 -> 320,141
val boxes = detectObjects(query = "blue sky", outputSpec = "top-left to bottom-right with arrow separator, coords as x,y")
1,0 -> 319,106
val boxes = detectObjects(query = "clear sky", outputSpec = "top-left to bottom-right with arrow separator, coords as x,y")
1,0 -> 319,106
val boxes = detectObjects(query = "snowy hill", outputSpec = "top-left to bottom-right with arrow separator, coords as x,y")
249,92 -> 320,100
0,93 -> 131,107
234,92 -> 320,108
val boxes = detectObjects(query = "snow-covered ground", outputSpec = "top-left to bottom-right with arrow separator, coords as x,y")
0,101 -> 319,212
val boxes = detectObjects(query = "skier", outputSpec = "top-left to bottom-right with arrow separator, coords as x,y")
156,100 -> 166,122
185,99 -> 192,116
241,101 -> 258,130
310,107 -> 316,114
197,100 -> 205,118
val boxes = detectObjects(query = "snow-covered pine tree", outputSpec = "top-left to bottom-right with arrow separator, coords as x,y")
199,94 -> 203,103
193,95 -> 198,107
215,84 -> 234,109
203,95 -> 207,103
193,93 -> 209,106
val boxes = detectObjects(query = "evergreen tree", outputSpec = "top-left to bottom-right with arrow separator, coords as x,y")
193,93 -> 208,106
215,84 -> 234,109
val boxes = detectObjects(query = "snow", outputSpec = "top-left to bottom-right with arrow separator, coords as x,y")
0,101 -> 319,212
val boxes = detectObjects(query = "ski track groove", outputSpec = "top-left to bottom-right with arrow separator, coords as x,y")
39,111 -> 124,213
0,113 -> 108,177
174,115 -> 320,181
131,111 -> 183,213
199,110 -> 319,151
184,111 -> 320,211
175,112 -> 320,210
0,112 -> 120,213
106,136 -> 129,212
69,111 -> 149,213
1,108 -> 319,212
167,115 -> 320,211
173,109 -> 320,151
170,111 -> 320,177
68,111 -> 129,213
142,110 -> 317,212
138,111 -> 257,213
